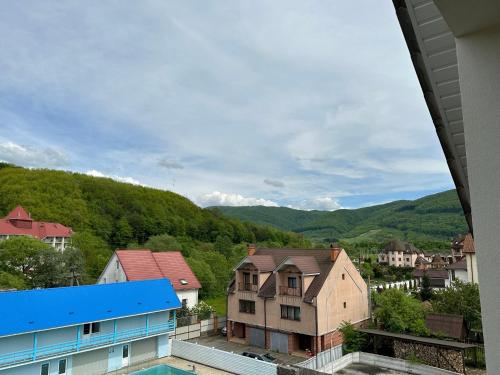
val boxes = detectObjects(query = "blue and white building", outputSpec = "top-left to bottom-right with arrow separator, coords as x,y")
0,279 -> 180,375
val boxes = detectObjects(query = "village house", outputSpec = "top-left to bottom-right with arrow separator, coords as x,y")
0,279 -> 179,375
98,249 -> 201,308
449,233 -> 478,284
226,244 -> 369,355
0,205 -> 72,251
377,240 -> 429,267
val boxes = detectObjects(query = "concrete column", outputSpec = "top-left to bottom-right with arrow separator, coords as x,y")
457,24 -> 500,371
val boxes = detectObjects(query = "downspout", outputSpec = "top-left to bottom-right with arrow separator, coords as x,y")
264,298 -> 268,348
314,298 -> 319,367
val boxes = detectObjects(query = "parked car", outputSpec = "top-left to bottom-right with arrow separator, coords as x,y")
221,326 -> 227,336
241,352 -> 276,363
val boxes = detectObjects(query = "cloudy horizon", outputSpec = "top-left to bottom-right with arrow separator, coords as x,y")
0,1 -> 454,211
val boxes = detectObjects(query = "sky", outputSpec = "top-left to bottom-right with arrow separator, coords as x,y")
0,1 -> 454,210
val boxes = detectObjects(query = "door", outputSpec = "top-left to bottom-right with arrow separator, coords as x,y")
248,327 -> 265,348
270,331 -> 289,353
122,344 -> 130,367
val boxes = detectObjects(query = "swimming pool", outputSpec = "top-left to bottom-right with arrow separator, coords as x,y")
130,364 -> 195,375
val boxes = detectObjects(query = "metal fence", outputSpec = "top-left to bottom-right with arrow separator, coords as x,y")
172,315 -> 226,341
171,339 -> 277,375
295,345 -> 343,370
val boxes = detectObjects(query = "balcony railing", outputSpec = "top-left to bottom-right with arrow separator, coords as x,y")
279,286 -> 302,296
238,282 -> 258,292
0,320 -> 175,368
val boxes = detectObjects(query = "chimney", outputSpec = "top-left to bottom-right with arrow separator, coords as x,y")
247,243 -> 256,256
330,243 -> 341,262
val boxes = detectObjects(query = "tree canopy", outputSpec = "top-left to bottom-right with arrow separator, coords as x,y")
374,289 -> 429,336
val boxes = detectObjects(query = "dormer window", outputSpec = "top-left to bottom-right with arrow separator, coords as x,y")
179,279 -> 188,285
288,277 -> 297,289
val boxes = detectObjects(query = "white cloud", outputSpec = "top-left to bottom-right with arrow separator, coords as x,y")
85,169 -> 144,186
263,178 -> 285,188
0,140 -> 68,167
197,191 -> 279,207
289,197 -> 342,211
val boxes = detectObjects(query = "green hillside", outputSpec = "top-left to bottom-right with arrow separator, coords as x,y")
0,163 -> 309,295
211,190 -> 468,248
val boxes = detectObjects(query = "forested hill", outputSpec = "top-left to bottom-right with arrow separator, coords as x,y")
211,190 -> 468,246
0,164 -> 309,293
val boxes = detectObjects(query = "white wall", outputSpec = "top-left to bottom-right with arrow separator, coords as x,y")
457,22 -> 500,372
97,254 -> 127,284
175,289 -> 198,309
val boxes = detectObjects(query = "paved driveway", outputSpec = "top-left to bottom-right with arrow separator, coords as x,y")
187,335 -> 305,366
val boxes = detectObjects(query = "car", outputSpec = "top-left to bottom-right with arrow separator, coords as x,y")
241,352 -> 276,363
221,326 -> 227,336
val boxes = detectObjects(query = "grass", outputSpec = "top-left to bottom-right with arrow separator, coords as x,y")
203,295 -> 227,316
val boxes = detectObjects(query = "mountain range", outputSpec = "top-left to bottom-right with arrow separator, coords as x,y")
211,190 -> 468,246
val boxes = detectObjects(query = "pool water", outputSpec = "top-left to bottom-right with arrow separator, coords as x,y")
130,364 -> 195,375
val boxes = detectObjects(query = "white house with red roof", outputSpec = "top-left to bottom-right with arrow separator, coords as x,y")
98,249 -> 201,308
0,205 -> 72,251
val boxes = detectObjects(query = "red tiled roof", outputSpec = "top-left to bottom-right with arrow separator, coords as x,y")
0,206 -> 72,239
462,233 -> 475,254
115,249 -> 201,291
412,269 -> 449,279
152,252 -> 201,290
276,256 -> 321,275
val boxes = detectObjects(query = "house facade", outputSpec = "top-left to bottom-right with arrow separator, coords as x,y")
377,240 -> 428,267
98,249 -> 200,308
226,245 -> 369,355
0,206 -> 72,251
0,279 -> 179,375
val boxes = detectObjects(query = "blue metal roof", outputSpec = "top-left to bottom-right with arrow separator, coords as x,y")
0,278 -> 180,337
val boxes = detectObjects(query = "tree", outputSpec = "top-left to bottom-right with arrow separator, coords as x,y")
340,321 -> 366,353
186,258 -> 216,298
420,273 -> 433,301
144,234 -> 182,252
361,262 -> 374,280
0,271 -> 26,290
113,217 -> 133,247
31,247 -> 63,288
71,231 -> 112,281
374,289 -> 429,336
214,235 -> 233,259
62,247 -> 85,286
0,236 -> 53,277
433,280 -> 482,332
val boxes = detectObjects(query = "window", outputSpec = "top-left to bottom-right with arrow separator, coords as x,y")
243,272 -> 250,284
116,260 -> 119,269
91,322 -> 100,333
179,279 -> 188,285
83,322 -> 100,334
239,299 -> 255,314
252,274 -> 258,285
182,299 -> 188,308
392,258 -> 395,261
41,363 -> 49,375
83,323 -> 90,335
343,302 -> 347,309
288,277 -> 297,288
406,258 -> 410,262
342,273 -> 345,280
280,305 -> 300,321
58,359 -> 66,374
122,344 -> 129,359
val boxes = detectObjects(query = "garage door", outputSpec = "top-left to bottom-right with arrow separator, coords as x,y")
249,327 -> 265,348
270,331 -> 288,353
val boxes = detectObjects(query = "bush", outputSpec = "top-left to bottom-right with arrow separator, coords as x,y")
339,322 -> 366,353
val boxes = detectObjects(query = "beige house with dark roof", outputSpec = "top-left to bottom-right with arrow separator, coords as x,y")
377,240 -> 428,267
226,244 -> 369,355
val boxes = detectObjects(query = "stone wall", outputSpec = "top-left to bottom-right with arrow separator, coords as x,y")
394,340 -> 464,374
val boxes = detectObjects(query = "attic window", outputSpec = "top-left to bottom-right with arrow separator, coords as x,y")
179,279 -> 188,285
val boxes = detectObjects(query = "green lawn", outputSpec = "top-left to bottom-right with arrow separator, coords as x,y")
203,295 -> 227,316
